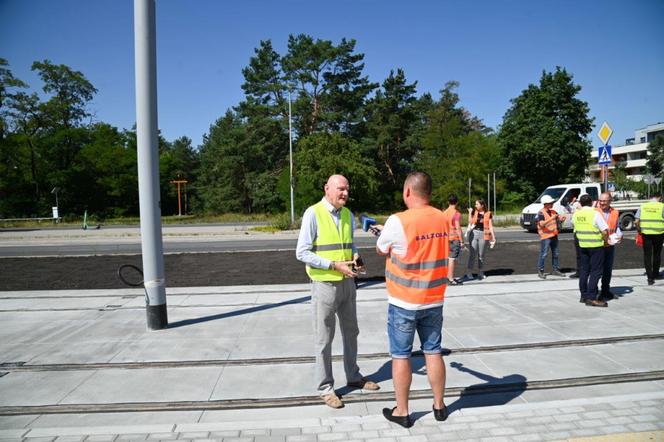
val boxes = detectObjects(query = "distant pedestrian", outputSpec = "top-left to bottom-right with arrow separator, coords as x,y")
376,172 -> 449,428
635,193 -> 664,285
295,174 -> 379,409
573,194 -> 610,307
465,199 -> 496,280
597,192 -> 622,299
536,195 -> 566,279
443,194 -> 464,285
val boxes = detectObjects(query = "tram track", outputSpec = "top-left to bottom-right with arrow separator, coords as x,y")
2,333 -> 662,372
1,369 -> 663,415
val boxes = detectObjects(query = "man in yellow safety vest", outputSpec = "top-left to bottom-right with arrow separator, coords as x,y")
635,193 -> 664,285
295,174 -> 380,409
572,194 -> 610,307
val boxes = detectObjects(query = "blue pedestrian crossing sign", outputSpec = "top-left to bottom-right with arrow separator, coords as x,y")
598,145 -> 612,165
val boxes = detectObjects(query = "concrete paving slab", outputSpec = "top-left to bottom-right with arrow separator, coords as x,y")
109,337 -> 235,363
443,298 -> 534,329
631,313 -> 664,329
587,341 -> 664,372
26,342 -> 126,364
541,316 -> 661,340
58,367 -> 223,404
0,428 -> 29,438
474,346 -> 629,381
0,370 -> 95,406
445,322 -> 568,348
179,293 -> 259,307
161,307 -> 252,339
226,335 -> 313,359
210,362 -> 314,400
0,416 -> 38,430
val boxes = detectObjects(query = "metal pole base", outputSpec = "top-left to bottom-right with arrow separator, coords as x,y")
146,304 -> 168,330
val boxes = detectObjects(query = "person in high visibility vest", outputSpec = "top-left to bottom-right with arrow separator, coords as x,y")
295,174 -> 380,409
443,194 -> 464,285
635,193 -> 664,286
464,199 -> 496,280
536,195 -> 567,279
375,172 -> 450,428
572,194 -> 610,307
597,192 -> 623,299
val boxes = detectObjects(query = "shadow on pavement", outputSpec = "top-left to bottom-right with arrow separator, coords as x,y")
356,276 -> 385,289
445,361 -> 527,417
611,286 -> 634,297
167,295 -> 311,329
338,356 -> 427,397
484,268 -> 514,277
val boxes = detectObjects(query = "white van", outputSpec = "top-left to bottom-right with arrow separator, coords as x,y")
520,183 -> 601,232
520,183 -> 645,232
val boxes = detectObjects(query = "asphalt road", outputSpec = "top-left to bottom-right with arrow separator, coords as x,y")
0,238 -> 646,291
0,228 -> 605,257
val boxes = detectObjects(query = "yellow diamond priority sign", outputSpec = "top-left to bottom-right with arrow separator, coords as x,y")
598,121 -> 613,145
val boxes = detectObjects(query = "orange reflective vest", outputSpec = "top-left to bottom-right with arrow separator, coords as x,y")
443,206 -> 462,241
537,209 -> 559,240
596,207 -> 619,235
385,206 -> 449,307
471,210 -> 492,240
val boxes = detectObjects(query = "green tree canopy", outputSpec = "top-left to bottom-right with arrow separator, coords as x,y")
498,67 -> 593,202
293,132 -> 379,212
646,134 -> 664,178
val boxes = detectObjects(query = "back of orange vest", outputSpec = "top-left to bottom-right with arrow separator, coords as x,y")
385,206 -> 449,306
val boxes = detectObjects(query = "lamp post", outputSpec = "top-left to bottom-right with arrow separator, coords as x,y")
135,0 -> 168,330
288,91 -> 295,225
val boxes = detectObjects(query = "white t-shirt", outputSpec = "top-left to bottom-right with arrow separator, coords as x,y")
376,214 -> 445,311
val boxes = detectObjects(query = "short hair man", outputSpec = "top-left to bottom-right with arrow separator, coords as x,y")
376,172 -> 449,428
635,193 -> 664,285
597,192 -> 622,299
572,194 -> 610,307
295,174 -> 379,408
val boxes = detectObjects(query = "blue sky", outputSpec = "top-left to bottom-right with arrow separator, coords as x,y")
2,0 -> 663,148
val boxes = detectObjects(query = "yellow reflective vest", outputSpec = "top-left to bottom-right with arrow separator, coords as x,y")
639,201 -> 664,235
306,201 -> 354,281
573,207 -> 604,248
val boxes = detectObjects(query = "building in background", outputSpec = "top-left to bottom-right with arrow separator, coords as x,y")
589,122 -> 664,182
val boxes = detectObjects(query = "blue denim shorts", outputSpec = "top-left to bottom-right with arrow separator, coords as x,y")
387,303 -> 444,358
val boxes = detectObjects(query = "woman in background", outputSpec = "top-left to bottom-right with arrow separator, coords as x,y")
465,199 -> 496,280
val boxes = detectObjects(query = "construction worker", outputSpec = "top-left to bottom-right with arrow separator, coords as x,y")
573,194 -> 610,307
536,195 -> 566,279
376,172 -> 449,428
635,193 -> 664,285
597,192 -> 622,300
444,194 -> 464,285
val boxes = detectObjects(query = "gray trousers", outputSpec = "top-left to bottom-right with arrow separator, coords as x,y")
311,278 -> 362,395
467,229 -> 488,271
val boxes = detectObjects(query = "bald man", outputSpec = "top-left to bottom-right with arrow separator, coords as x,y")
296,175 -> 379,409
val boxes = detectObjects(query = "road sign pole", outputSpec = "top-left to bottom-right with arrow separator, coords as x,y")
603,165 -> 608,193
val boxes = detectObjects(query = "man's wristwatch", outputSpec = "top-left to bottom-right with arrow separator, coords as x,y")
329,261 -> 335,270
